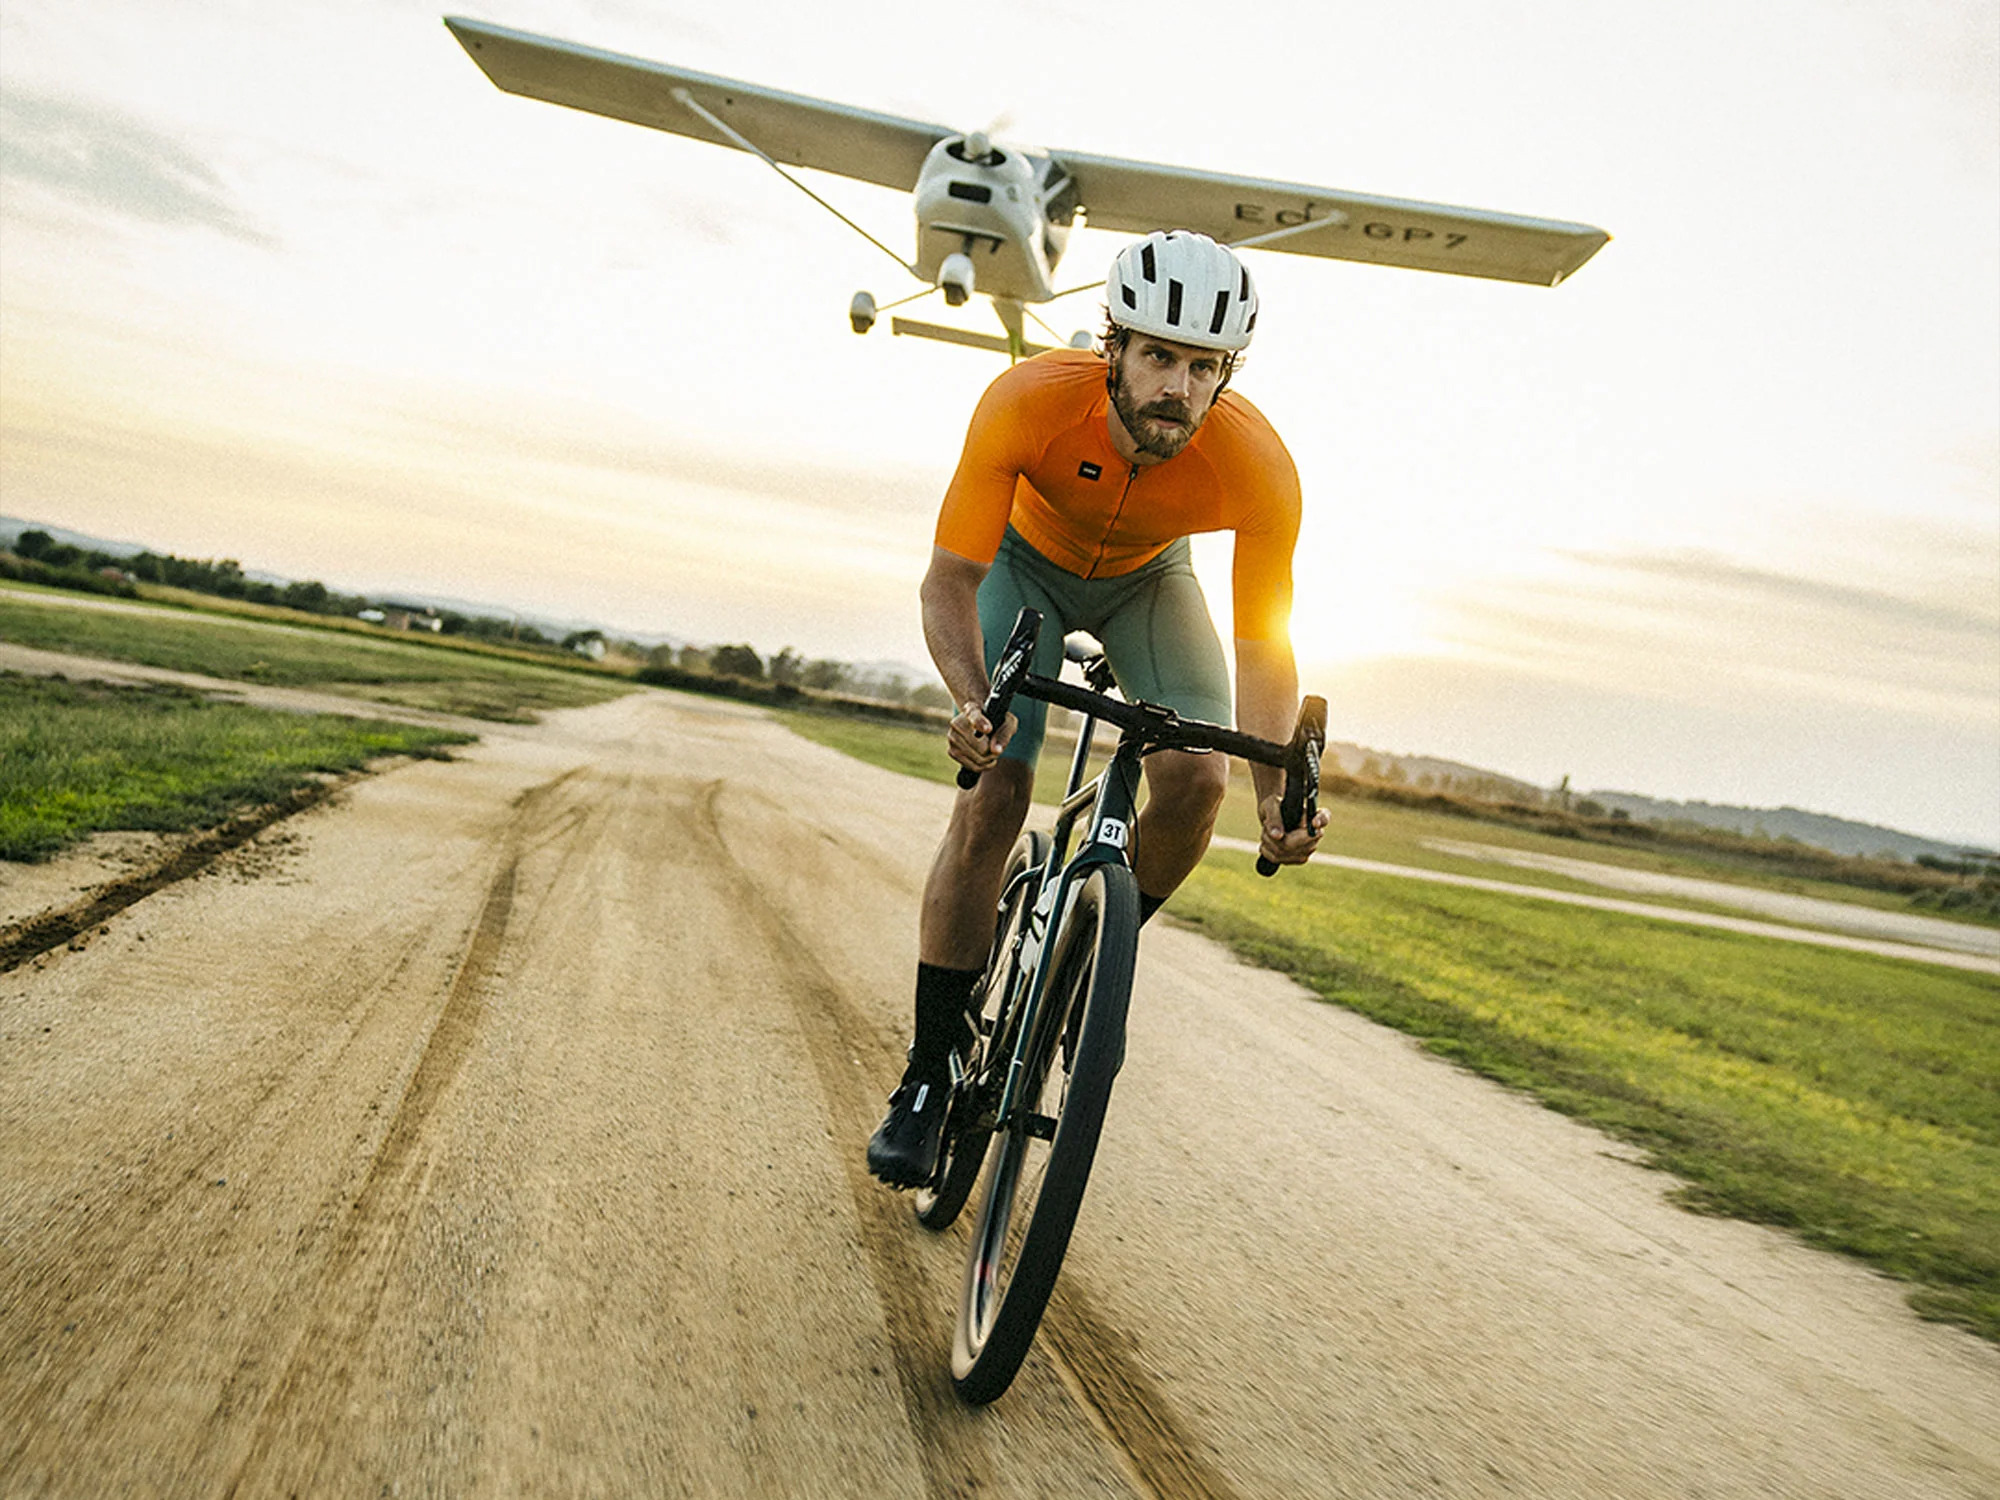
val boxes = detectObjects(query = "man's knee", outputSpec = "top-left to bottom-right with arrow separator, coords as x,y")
1145,750 -> 1228,821
951,760 -> 1034,854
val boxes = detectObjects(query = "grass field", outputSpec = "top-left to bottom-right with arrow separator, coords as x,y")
784,709 -> 1998,928
0,672 -> 474,862
779,707 -> 2000,1343
0,587 -> 628,722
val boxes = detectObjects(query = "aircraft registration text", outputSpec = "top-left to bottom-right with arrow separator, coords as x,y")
1233,202 -> 1469,250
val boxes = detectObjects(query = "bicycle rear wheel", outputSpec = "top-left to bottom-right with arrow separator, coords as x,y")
950,861 -> 1138,1404
914,830 -> 1048,1232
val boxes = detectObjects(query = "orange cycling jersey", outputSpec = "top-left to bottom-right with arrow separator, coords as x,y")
934,349 -> 1302,642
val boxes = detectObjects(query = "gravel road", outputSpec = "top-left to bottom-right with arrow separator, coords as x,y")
2,689 -> 1995,1498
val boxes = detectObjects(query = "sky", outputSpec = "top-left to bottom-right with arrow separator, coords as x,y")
1,0 -> 1995,847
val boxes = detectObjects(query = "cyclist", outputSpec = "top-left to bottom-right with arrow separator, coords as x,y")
869,230 -> 1328,1187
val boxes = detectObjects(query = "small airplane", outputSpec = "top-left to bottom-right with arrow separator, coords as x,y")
445,17 -> 1609,358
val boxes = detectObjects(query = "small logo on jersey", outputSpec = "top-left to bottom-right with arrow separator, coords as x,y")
1078,461 -> 1103,481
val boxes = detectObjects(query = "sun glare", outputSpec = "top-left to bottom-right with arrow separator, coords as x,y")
1285,571 -> 1437,665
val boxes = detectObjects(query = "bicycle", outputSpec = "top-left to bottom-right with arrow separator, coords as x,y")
912,605 -> 1326,1404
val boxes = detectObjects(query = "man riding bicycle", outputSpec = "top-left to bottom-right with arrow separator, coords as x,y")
869,230 -> 1327,1188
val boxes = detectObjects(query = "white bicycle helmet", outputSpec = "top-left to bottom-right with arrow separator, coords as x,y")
1105,230 -> 1257,351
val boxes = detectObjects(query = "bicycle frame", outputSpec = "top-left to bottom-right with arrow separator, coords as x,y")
961,602 -> 1323,1140
983,687 -> 1150,1136
938,606 -> 1325,1403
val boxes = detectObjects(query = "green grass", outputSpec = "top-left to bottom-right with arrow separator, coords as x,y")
0,672 -> 475,862
1174,854 -> 2000,1341
780,707 -> 970,785
0,589 -> 628,722
778,707 -> 2000,1342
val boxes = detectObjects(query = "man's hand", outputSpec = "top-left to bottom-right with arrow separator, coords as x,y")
1257,792 -> 1328,868
948,701 -> 1016,774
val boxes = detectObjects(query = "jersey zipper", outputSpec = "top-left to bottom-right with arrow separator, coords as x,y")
1086,463 -> 1139,580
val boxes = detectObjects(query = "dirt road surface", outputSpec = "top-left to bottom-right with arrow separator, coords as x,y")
4,690 -> 1996,1498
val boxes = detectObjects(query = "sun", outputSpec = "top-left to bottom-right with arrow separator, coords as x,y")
1188,533 -> 1437,667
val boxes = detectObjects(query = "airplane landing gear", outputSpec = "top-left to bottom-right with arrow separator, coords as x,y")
939,253 -> 975,307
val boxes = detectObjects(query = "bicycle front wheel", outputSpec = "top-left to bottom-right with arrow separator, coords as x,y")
950,861 -> 1138,1405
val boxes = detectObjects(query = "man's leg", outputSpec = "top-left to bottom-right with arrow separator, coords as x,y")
920,760 -> 1035,968
1091,543 -> 1233,923
868,758 -> 1035,1188
1132,748 -> 1229,917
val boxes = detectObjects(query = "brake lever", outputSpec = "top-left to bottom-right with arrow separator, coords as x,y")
1257,695 -> 1326,877
957,607 -> 1043,791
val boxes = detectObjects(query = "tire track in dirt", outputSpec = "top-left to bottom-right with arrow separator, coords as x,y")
696,778 -> 1248,1500
0,809 -> 508,1484
1043,1285 -> 1248,1500
215,771 -> 577,1497
687,779 -> 998,1500
0,774 -> 361,973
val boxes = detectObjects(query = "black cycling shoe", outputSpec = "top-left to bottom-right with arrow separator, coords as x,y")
867,1067 -> 951,1188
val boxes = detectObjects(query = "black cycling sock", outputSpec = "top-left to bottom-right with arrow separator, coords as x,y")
911,962 -> 983,1076
1138,891 -> 1168,926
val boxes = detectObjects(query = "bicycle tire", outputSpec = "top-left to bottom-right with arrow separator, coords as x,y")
950,860 -> 1138,1404
914,830 -> 1049,1231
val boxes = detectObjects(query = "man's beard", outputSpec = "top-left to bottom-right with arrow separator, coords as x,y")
1110,362 -> 1205,460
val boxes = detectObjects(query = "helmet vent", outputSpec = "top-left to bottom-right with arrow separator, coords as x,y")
1210,290 -> 1231,336
1140,243 -> 1157,282
1166,279 -> 1183,325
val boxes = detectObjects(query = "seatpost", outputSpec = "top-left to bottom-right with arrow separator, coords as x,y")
1064,700 -> 1097,799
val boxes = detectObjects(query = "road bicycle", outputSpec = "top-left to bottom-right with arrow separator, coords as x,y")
913,606 -> 1325,1404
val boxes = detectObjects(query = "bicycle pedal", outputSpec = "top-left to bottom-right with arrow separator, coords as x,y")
1023,1112 -> 1058,1141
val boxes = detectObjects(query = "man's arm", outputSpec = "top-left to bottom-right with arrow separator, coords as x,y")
921,546 -> 1013,772
1234,635 -> 1326,866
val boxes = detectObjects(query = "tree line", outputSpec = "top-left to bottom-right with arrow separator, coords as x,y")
650,642 -> 951,711
5,529 -> 952,711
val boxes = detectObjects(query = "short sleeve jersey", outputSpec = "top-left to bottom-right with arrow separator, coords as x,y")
933,349 -> 1302,642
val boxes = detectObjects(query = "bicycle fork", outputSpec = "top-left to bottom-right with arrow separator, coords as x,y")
991,737 -> 1144,1136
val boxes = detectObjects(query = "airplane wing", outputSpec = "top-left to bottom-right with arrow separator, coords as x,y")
1053,151 -> 1609,286
444,17 -> 949,192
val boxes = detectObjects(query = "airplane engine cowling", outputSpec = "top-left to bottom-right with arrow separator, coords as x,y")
912,136 -> 1059,305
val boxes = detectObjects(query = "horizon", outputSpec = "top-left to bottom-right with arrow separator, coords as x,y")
5,509 -> 1989,854
0,1 -> 1993,848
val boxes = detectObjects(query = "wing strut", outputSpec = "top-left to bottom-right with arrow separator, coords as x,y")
667,87 -> 916,278
1224,212 -> 1350,252
1044,209 -> 1356,303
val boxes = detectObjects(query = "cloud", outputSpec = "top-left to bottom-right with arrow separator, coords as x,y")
1430,543 -> 1999,723
381,396 -> 948,541
0,86 -> 272,245
1554,547 -> 1998,643
1306,648 -> 2000,848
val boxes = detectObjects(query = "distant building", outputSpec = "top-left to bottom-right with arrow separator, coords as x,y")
370,604 -> 444,633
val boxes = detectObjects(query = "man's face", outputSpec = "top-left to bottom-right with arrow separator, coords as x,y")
1108,334 -> 1229,462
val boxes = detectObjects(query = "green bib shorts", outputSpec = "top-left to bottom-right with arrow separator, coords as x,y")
977,527 -> 1233,767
